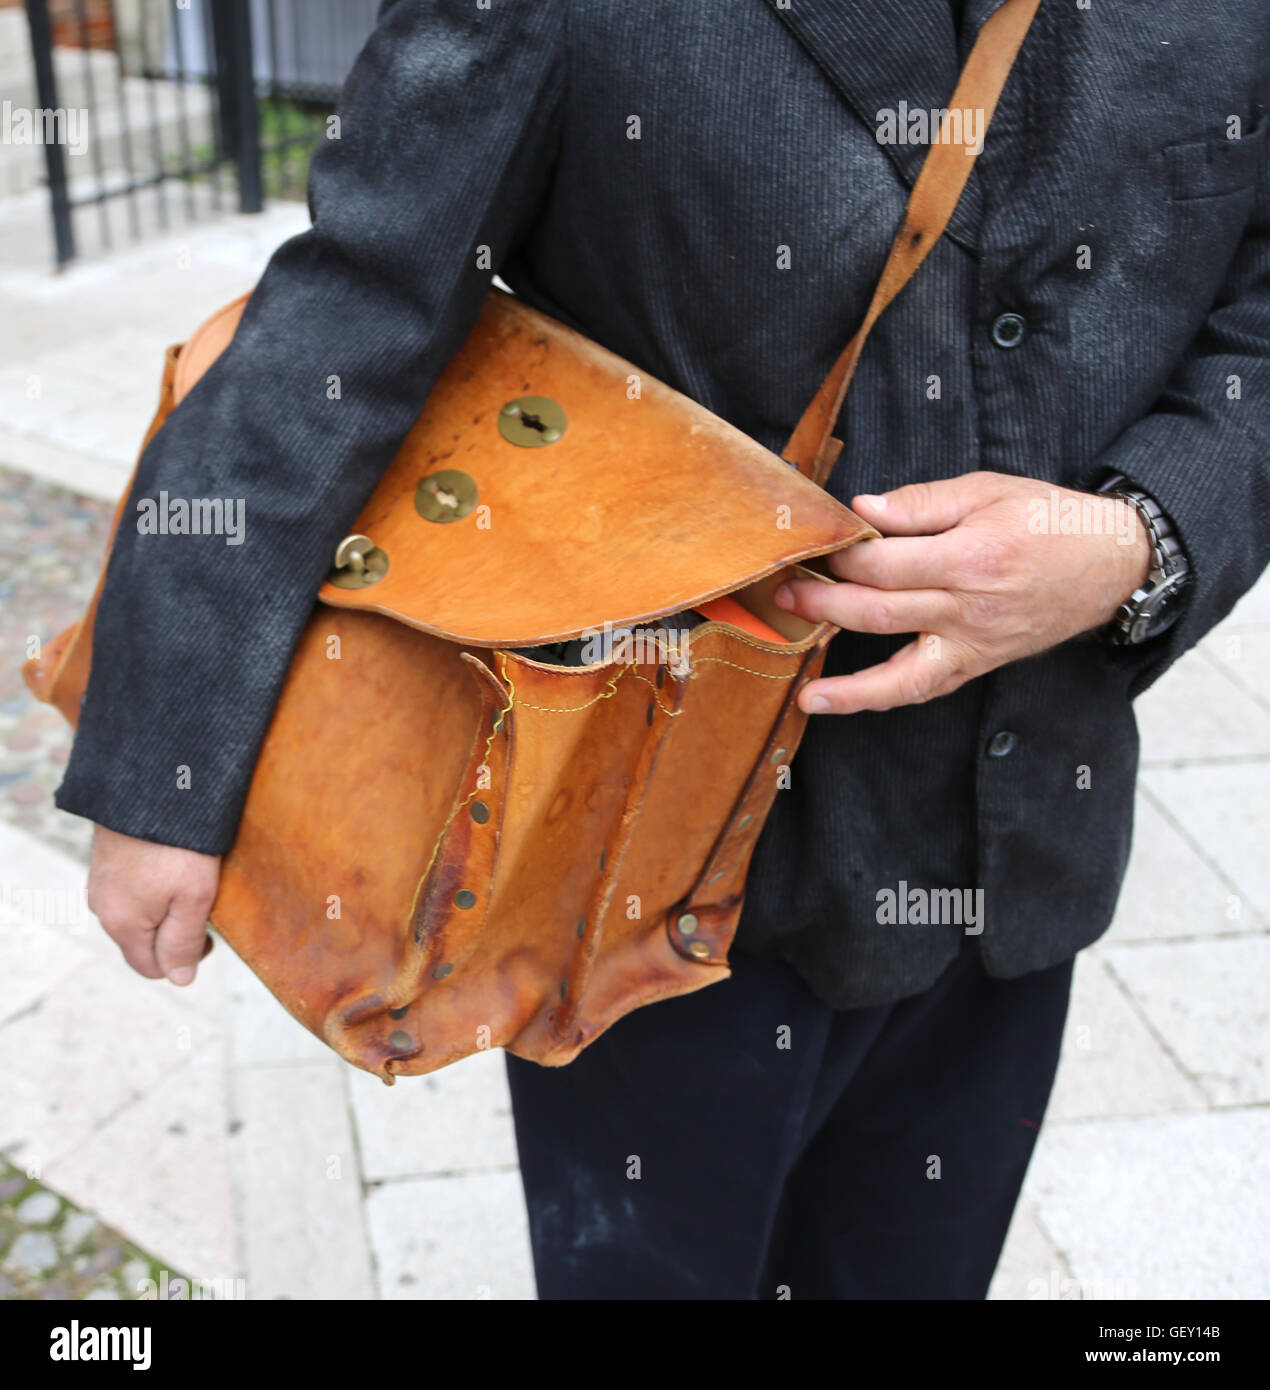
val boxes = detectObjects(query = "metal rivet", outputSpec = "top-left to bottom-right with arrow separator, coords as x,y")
415,469 -> 478,523
676,912 -> 699,936
389,1029 -> 413,1051
688,940 -> 711,959
327,533 -> 389,588
737,813 -> 753,831
433,962 -> 454,980
454,888 -> 477,910
388,1005 -> 408,1020
470,800 -> 490,824
498,395 -> 567,447
770,747 -> 787,764
576,917 -> 586,938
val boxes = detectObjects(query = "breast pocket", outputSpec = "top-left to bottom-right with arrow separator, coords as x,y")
1164,112 -> 1268,201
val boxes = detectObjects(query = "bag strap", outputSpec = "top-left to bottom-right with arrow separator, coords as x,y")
782,0 -> 1043,487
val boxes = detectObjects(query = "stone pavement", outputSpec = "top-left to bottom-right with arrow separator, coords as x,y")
1,203 -> 1268,1301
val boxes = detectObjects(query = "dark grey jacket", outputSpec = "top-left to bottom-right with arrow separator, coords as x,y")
56,0 -> 1270,1009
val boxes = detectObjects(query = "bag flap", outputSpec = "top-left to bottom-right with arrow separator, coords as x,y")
176,287 -> 876,647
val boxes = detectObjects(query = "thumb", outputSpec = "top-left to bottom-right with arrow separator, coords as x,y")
153,894 -> 212,986
852,472 -> 1005,536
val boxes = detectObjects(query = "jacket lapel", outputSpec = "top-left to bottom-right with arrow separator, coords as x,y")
762,0 -> 985,246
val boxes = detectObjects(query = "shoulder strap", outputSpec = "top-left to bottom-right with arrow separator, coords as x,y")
782,0 -> 1042,486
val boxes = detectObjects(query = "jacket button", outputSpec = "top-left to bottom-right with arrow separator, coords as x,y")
987,730 -> 1017,758
990,312 -> 1027,348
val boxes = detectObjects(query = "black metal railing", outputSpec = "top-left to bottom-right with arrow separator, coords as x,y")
21,0 -> 378,267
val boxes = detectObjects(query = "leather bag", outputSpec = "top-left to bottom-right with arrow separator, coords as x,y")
23,0 -> 1040,1082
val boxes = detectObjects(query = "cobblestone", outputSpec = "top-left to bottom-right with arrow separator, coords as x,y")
0,467 -> 112,863
0,1156 -> 173,1300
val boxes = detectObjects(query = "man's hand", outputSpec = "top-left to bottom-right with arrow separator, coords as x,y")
777,471 -> 1155,715
86,825 -> 221,984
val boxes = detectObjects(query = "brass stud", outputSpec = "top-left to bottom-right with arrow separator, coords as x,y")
688,940 -> 711,959
470,800 -> 490,824
737,813 -> 753,831
676,912 -> 699,936
454,888 -> 477,910
327,533 -> 389,588
415,469 -> 478,523
497,395 -> 567,447
770,747 -> 787,764
389,1029 -> 413,1051
433,962 -> 454,980
388,1005 -> 408,1020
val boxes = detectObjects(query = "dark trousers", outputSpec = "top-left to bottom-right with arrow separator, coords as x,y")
505,938 -> 1074,1299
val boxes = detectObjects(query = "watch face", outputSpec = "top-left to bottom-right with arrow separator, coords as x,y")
1137,573 -> 1189,642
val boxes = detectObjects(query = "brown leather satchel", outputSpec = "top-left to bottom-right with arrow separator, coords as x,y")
24,0 -> 1040,1082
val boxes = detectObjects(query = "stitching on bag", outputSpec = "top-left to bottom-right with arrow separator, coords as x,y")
691,656 -> 791,680
500,656 -> 682,717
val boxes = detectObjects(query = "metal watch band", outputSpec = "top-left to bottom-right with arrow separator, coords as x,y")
1097,475 -> 1190,645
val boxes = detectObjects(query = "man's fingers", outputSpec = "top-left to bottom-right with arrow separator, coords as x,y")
108,921 -> 164,980
154,895 -> 213,986
776,578 -> 955,635
852,472 -> 1007,536
798,639 -> 966,715
828,533 -> 964,590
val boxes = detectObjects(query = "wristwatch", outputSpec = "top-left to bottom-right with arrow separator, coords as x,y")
1096,474 -> 1191,645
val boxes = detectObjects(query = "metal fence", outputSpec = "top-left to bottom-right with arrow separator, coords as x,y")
21,0 -> 379,266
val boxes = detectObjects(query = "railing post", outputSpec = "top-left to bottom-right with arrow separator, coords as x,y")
24,0 -> 77,266
211,0 -> 262,213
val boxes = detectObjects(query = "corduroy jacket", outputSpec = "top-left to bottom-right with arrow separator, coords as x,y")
56,0 -> 1270,1009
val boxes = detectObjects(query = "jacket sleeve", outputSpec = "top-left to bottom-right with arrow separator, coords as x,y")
54,0 -> 567,853
1081,120 -> 1270,697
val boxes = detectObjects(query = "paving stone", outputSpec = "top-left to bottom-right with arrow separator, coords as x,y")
5,1229 -> 58,1276
0,954 -> 219,1167
1024,1110 -> 1270,1299
1047,955 -> 1204,1121
1103,937 -> 1270,1107
348,1046 -> 518,1183
1139,762 -> 1270,922
1103,792 -> 1263,945
365,1170 -> 534,1301
229,1060 -> 374,1300
15,1190 -> 60,1225
48,1042 -> 237,1280
1134,646 -> 1270,763
1200,622 -> 1270,718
